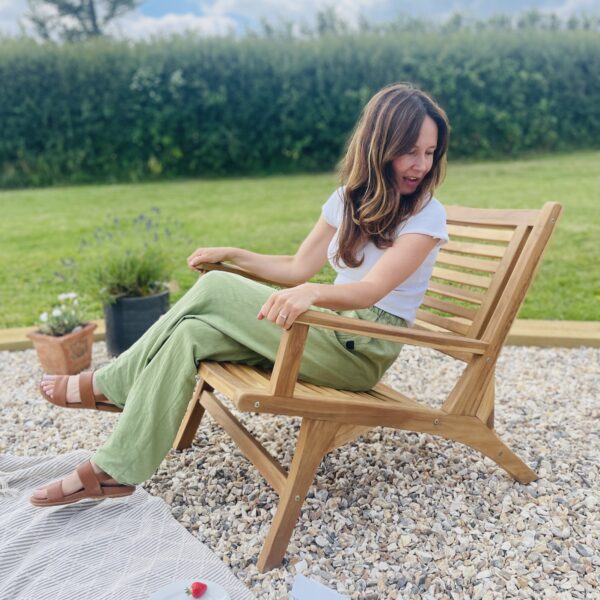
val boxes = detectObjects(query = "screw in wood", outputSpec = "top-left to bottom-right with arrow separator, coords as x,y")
254,401 -> 260,408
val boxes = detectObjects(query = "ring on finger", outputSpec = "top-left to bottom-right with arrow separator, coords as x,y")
279,313 -> 288,320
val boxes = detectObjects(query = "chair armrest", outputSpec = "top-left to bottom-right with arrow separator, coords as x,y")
194,262 -> 293,288
197,264 -> 486,354
295,309 -> 488,355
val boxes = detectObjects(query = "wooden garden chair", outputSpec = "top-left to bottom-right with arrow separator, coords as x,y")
173,202 -> 562,571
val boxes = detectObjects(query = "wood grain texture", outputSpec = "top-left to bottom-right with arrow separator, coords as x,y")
172,377 -> 209,450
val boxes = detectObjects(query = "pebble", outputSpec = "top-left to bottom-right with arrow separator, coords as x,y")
2,343 -> 599,600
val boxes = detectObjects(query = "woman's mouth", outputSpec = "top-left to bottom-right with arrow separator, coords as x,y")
402,176 -> 421,189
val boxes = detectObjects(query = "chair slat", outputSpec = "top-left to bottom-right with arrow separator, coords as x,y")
446,205 -> 540,226
444,240 -> 506,259
437,251 -> 499,274
447,224 -> 514,243
467,224 -> 530,338
415,309 -> 471,335
224,364 -> 269,389
421,295 -> 477,320
432,267 -> 492,289
427,281 -> 485,304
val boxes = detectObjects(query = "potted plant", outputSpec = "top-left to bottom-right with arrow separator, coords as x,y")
77,210 -> 181,356
92,245 -> 171,355
28,293 -> 96,374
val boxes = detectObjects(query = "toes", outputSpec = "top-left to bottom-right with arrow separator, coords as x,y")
32,488 -> 47,499
40,381 -> 54,397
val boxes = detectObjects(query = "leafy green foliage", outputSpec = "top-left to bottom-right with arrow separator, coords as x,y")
0,31 -> 598,187
70,210 -> 190,304
83,246 -> 170,304
37,292 -> 86,336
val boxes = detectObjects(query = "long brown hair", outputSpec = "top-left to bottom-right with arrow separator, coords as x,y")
336,83 -> 449,267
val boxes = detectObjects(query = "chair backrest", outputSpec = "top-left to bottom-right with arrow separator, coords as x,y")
417,203 -> 562,349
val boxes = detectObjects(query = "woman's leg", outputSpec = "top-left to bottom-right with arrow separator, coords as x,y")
34,271 -> 402,498
92,316 -> 262,484
94,271 -> 264,407
92,271 -> 397,485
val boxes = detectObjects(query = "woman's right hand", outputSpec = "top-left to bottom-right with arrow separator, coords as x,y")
187,247 -> 235,271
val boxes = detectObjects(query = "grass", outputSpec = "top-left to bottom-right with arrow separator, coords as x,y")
1,150 -> 598,328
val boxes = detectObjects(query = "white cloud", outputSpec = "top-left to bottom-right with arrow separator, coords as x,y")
0,0 -> 27,35
550,0 -> 600,17
0,2 -> 236,39
109,12 -> 236,39
202,0 -> 387,28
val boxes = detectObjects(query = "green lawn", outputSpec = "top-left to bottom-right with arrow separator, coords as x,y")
1,150 -> 598,328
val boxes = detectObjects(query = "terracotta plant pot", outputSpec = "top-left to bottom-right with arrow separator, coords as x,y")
27,322 -> 97,375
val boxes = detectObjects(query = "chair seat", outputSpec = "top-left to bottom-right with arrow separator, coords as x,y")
199,361 -> 429,415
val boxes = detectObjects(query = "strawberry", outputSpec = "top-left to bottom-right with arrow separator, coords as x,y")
185,581 -> 208,598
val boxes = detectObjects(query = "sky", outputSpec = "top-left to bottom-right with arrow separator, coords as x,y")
0,0 -> 598,39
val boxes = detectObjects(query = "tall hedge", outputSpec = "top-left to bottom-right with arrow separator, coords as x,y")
0,31 -> 599,187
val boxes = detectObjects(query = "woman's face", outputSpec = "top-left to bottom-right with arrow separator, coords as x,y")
392,115 -> 438,195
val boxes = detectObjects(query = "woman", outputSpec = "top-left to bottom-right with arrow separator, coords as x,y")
32,82 -> 449,506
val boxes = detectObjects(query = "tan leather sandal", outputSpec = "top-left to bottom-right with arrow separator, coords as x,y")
39,371 -> 122,413
30,460 -> 135,507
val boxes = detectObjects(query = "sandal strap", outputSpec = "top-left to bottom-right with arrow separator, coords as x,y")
52,377 -> 69,408
77,461 -> 102,497
79,371 -> 111,408
46,481 -> 65,502
79,372 -> 96,409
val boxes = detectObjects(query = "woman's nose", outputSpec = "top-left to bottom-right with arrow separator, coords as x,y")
413,154 -> 428,172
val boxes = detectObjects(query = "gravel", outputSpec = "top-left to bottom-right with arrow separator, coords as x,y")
1,342 -> 598,599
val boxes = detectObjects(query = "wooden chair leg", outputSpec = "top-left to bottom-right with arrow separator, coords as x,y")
257,418 -> 341,572
450,420 -> 538,484
476,369 -> 495,429
172,377 -> 211,450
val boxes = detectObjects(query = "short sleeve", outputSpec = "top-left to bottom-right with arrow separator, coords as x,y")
396,197 -> 448,247
321,187 -> 344,228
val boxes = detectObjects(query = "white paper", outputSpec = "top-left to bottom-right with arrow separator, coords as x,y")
290,575 -> 349,600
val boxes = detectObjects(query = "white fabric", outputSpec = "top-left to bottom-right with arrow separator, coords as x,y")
322,187 -> 448,326
0,451 -> 255,600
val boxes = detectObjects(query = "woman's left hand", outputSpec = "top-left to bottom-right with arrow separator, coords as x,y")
257,283 -> 319,330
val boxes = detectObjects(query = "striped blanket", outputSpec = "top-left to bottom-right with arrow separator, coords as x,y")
0,451 -> 255,600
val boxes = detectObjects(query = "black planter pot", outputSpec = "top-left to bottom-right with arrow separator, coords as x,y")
104,291 -> 170,356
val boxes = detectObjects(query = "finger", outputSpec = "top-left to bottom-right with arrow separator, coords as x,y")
266,304 -> 281,323
282,312 -> 296,330
274,304 -> 293,327
257,296 -> 274,320
190,254 -> 208,268
188,248 -> 203,261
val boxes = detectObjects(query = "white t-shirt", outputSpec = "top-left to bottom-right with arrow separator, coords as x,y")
322,187 -> 448,326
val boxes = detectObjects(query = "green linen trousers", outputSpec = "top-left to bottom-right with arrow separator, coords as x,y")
93,270 -> 405,485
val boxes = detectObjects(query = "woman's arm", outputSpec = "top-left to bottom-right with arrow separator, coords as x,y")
187,216 -> 336,286
258,233 -> 438,329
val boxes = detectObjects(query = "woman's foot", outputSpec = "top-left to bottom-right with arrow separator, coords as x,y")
38,371 -> 121,412
40,372 -> 104,405
30,460 -> 135,506
31,460 -> 113,500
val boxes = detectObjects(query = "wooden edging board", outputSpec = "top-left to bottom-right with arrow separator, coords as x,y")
0,319 -> 599,352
